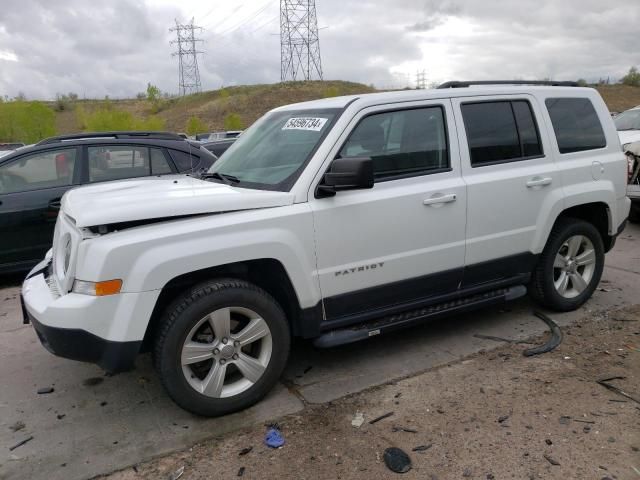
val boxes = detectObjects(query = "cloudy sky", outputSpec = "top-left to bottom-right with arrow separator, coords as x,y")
0,0 -> 637,99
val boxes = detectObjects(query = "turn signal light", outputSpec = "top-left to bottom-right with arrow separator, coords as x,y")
72,279 -> 122,296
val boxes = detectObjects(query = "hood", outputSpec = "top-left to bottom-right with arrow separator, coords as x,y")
618,130 -> 640,147
62,175 -> 295,228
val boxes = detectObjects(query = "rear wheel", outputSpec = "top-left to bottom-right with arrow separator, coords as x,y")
154,279 -> 290,416
530,219 -> 604,311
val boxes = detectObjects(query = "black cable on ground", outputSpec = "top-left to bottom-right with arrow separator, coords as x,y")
523,311 -> 563,357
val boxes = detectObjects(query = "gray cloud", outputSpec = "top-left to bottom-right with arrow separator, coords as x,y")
0,0 -> 638,98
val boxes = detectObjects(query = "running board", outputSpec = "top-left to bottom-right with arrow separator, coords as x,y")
313,285 -> 527,348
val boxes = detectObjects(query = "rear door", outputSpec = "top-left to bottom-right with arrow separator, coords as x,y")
451,95 -> 561,287
0,147 -> 80,270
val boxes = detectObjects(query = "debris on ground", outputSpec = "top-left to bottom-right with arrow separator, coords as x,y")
9,421 -> 25,432
238,446 -> 253,456
368,411 -> 394,424
56,414 -> 66,420
543,454 -> 560,466
412,444 -> 432,452
264,425 -> 285,448
351,412 -> 365,428
237,466 -> 245,477
36,386 -> 54,394
383,447 -> 412,474
9,435 -> 34,451
596,376 -> 640,404
559,415 -> 571,425
497,415 -> 509,423
392,426 -> 417,433
523,312 -> 563,357
168,465 -> 184,480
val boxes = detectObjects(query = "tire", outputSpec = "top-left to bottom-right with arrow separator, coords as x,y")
154,278 -> 290,417
530,218 -> 604,312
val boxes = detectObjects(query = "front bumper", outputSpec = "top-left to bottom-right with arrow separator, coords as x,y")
22,261 -> 158,373
26,305 -> 141,373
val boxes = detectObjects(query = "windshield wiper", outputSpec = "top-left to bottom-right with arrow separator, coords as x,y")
199,171 -> 240,185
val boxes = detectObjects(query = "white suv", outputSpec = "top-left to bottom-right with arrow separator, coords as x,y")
22,82 -> 630,416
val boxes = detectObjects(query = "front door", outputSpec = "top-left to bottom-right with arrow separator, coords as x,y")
310,100 -> 467,321
0,147 -> 79,271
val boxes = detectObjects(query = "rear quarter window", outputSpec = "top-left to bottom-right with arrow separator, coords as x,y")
545,98 -> 606,154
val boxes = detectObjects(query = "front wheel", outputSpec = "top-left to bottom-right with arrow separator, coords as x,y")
154,279 -> 290,416
530,219 -> 604,311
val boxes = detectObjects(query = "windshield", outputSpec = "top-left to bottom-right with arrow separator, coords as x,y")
614,109 -> 640,130
208,108 -> 339,190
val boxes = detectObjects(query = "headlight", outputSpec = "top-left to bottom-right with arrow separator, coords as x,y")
72,279 -> 122,296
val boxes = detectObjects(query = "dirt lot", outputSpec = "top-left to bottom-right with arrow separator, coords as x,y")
103,306 -> 640,480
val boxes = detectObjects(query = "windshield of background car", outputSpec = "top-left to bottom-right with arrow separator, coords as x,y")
208,109 -> 340,191
614,109 -> 640,130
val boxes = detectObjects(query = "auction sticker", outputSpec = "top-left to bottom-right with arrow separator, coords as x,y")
282,117 -> 328,131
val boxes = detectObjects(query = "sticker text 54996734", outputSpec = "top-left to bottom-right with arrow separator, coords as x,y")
282,117 -> 328,132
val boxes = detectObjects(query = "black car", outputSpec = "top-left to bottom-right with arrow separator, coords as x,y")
201,138 -> 237,158
0,131 -> 218,274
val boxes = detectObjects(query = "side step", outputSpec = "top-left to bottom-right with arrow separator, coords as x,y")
313,285 -> 527,348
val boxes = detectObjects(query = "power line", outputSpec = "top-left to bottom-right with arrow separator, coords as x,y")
170,18 -> 204,96
280,0 -> 323,81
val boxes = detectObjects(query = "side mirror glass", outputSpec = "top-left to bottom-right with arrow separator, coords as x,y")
316,156 -> 374,198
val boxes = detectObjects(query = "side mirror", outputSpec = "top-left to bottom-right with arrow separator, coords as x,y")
316,156 -> 374,198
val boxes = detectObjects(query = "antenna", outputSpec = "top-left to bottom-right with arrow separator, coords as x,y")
170,18 -> 204,96
280,0 -> 323,81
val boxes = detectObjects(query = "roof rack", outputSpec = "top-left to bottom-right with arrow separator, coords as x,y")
437,80 -> 580,89
36,131 -> 185,146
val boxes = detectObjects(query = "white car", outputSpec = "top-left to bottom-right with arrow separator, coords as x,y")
22,81 -> 630,416
615,105 -> 640,148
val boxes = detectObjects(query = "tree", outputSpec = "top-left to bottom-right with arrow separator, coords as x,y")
576,78 -> 588,87
224,113 -> 244,130
146,83 -> 161,102
186,116 -> 207,135
621,66 -> 640,87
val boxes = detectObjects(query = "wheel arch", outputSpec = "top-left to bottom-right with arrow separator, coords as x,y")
552,201 -> 614,252
140,258 -> 307,352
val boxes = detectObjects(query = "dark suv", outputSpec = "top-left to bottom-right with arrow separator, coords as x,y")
0,131 -> 217,274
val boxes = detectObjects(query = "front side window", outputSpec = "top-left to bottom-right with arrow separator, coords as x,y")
89,146 -> 155,182
462,100 -> 542,166
0,148 -> 77,194
339,106 -> 449,180
209,109 -> 339,190
545,97 -> 606,154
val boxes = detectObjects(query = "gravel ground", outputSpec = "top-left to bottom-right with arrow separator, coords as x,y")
102,306 -> 640,480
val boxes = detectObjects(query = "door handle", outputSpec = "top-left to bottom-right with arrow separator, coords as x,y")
526,177 -> 552,188
423,193 -> 457,206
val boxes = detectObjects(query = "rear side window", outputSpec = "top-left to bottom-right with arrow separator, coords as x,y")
461,100 -> 542,166
339,106 -> 449,181
545,98 -> 606,154
169,150 -> 202,172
